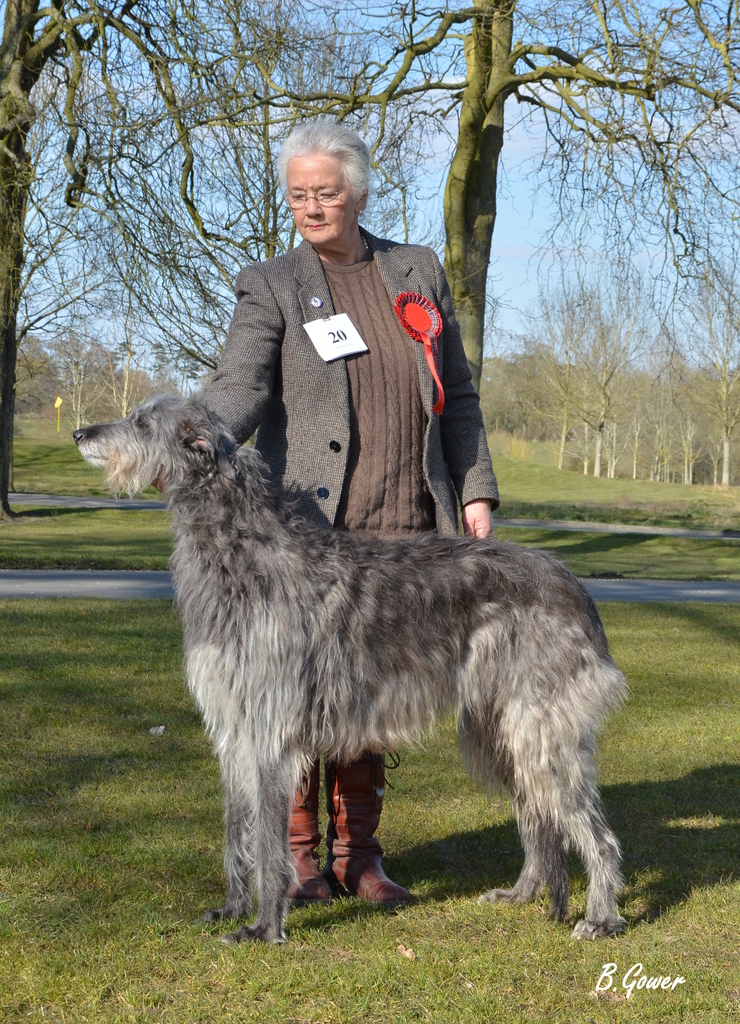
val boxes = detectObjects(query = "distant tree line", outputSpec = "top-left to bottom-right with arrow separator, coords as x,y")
4,0 -> 740,516
14,330 -> 175,435
480,263 -> 740,486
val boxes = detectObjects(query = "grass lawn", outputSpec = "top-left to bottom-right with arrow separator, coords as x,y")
4,509 -> 740,579
493,456 -> 740,530
11,436 -> 161,500
11,434 -> 740,530
1,600 -> 738,1022
495,528 -> 740,581
0,509 -> 172,570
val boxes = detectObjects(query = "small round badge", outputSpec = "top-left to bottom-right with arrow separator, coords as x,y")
311,296 -> 323,308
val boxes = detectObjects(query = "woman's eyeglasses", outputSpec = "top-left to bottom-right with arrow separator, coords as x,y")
284,190 -> 346,209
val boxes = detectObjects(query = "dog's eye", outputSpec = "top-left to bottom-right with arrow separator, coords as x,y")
135,416 -> 149,430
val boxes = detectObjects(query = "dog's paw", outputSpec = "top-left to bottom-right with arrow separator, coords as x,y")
478,887 -> 523,905
571,916 -> 627,940
221,924 -> 287,945
200,908 -> 226,924
199,902 -> 249,924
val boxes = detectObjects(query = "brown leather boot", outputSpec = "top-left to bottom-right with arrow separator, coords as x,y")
287,761 -> 332,906
323,752 -> 410,906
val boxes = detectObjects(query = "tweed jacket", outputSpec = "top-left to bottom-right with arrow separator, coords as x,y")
204,229 -> 499,535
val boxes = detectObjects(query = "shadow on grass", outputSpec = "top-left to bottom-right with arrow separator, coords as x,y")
6,721 -> 738,929
654,600 -> 740,647
6,758 -> 739,937
8,507 -> 115,521
604,762 -> 740,923
497,501 -> 709,528
379,763 -> 740,924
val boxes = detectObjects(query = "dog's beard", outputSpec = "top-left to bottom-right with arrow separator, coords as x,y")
78,437 -> 158,497
75,438 -> 107,469
105,451 -> 159,497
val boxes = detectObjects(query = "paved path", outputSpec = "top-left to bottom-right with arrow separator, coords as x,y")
2,570 -> 739,602
8,494 -> 740,539
8,493 -> 167,510
494,517 -> 740,540
0,570 -> 175,599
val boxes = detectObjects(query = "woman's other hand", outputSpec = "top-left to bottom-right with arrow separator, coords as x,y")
462,499 -> 494,539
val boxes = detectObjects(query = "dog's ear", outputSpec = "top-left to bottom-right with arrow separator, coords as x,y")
179,420 -> 236,480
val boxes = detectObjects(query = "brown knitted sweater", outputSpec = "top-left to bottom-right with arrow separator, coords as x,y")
323,252 -> 435,537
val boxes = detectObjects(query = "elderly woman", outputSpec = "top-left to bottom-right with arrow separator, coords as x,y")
204,123 -> 499,908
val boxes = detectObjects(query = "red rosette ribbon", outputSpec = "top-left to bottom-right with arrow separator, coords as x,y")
393,292 -> 445,415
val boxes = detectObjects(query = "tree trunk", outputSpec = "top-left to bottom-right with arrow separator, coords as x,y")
593,423 -> 604,478
608,424 -> 617,478
443,1 -> 512,390
0,0 -> 41,518
0,307 -> 19,516
722,434 -> 731,487
557,407 -> 568,470
0,133 -> 30,518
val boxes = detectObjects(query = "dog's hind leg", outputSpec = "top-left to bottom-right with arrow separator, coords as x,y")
460,707 -> 568,917
222,757 -> 293,945
567,802 -> 626,940
478,808 -> 568,920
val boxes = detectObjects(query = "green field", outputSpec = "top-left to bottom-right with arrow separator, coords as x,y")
493,456 -> 740,530
4,508 -> 740,579
10,435 -> 740,529
6,434 -> 740,579
1,508 -> 172,569
1,600 -> 738,1022
11,436 -> 161,499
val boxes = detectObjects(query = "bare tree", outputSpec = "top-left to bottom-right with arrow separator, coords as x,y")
526,279 -> 589,469
439,1 -> 740,386
229,3 -> 740,387
645,370 -> 676,483
604,417 -> 632,480
630,413 -> 642,481
1,58 -> 105,514
688,263 -> 740,487
666,352 -> 705,485
0,0 -> 348,512
50,331 -> 107,429
101,324 -> 153,418
571,270 -> 647,477
5,0 -> 740,521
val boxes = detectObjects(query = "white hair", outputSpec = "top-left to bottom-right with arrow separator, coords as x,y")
277,123 -> 371,199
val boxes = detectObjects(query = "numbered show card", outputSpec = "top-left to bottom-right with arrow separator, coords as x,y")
302,313 -> 369,362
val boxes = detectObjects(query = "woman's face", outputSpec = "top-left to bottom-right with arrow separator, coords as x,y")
286,153 -> 367,258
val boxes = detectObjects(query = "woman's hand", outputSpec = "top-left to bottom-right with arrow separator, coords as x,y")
462,499 -> 494,539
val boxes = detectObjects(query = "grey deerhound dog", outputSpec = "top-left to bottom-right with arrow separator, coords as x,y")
74,395 -> 627,944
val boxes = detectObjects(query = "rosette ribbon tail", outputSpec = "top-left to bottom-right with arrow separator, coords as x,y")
422,332 -> 445,416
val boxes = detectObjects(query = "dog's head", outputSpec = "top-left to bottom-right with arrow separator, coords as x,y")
73,395 -> 238,496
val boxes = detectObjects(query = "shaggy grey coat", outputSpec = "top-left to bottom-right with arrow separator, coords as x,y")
203,229 -> 498,534
73,397 -> 626,945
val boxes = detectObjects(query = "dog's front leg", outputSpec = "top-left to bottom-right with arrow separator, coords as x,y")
222,757 -> 293,945
201,753 -> 255,923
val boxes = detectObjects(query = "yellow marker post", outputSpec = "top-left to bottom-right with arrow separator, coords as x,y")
54,396 -> 63,434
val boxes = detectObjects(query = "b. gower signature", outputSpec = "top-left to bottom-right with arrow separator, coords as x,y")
595,963 -> 686,999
